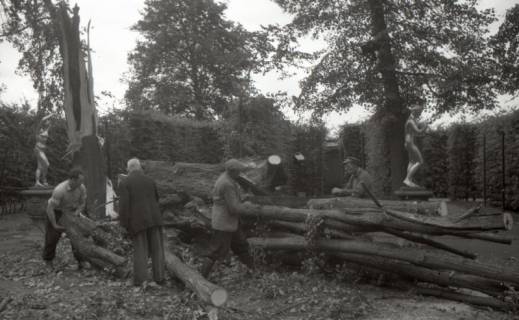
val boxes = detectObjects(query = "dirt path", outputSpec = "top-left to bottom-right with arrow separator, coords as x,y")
0,211 -> 516,320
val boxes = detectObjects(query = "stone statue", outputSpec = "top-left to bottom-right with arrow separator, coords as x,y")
403,104 -> 427,188
34,114 -> 53,187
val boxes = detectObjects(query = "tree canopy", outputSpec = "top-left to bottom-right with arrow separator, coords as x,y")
0,0 -> 63,113
492,3 -> 519,95
125,0 -> 272,120
271,0 -> 498,118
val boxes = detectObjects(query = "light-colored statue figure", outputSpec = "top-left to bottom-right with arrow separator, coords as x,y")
403,104 -> 427,188
34,114 -> 53,187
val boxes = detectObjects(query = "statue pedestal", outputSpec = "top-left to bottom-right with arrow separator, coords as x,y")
19,187 -> 53,221
394,186 -> 433,201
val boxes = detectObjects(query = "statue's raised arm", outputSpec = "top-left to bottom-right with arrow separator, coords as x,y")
403,103 -> 427,188
34,113 -> 54,187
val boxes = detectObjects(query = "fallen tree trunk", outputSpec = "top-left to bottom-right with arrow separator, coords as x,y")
60,213 -> 129,276
335,253 -> 505,297
415,286 -> 511,311
307,197 -> 447,216
248,237 -> 519,286
241,203 -> 512,238
164,249 -> 228,307
268,220 -> 355,240
384,208 -> 514,231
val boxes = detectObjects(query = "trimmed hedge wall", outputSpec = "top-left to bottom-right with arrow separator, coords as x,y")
287,124 -> 326,196
476,110 -> 519,210
1,106 -> 327,197
447,124 -> 478,200
128,111 -> 224,164
418,130 -> 448,197
340,110 -> 519,209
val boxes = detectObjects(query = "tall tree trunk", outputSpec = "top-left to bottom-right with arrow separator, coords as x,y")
73,136 -> 106,219
52,3 -> 107,219
366,0 -> 407,193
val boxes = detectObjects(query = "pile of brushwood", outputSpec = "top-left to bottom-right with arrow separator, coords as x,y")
57,160 -> 518,312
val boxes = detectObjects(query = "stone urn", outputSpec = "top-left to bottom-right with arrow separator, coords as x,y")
19,187 -> 53,221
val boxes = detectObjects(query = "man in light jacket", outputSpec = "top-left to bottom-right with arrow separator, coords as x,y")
200,158 -> 254,278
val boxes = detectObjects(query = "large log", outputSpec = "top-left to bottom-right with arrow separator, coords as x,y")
307,197 -> 447,216
240,203 -> 512,238
335,253 -> 505,297
415,287 -> 511,311
60,213 -> 128,274
164,250 -> 228,307
248,237 -> 519,286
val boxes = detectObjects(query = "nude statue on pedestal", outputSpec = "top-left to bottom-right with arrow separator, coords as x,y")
403,104 -> 427,188
34,114 -> 53,187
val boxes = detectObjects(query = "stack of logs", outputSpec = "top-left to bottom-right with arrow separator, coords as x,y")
57,160 -> 517,311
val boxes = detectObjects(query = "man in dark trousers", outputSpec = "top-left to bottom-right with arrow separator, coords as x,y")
118,158 -> 165,286
43,168 -> 87,269
331,156 -> 372,198
200,158 -> 254,278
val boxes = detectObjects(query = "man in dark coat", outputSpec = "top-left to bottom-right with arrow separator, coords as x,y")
200,158 -> 254,278
118,158 -> 165,286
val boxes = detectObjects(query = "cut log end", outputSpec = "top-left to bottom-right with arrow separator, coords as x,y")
503,212 -> 514,231
211,288 -> 228,307
268,155 -> 282,166
437,201 -> 448,217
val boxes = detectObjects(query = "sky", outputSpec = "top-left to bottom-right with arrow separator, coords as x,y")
0,0 -> 518,131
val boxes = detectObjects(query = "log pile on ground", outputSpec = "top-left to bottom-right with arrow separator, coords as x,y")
59,160 -> 518,311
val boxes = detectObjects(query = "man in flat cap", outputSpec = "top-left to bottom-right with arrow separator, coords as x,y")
200,158 -> 254,278
331,156 -> 372,198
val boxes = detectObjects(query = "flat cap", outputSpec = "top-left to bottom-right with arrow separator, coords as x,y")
225,158 -> 247,172
343,156 -> 360,166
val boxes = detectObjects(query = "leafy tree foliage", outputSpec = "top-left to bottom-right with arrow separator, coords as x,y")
492,4 -> 519,95
0,0 -> 63,112
271,0 -> 497,116
125,0 -> 271,120
222,95 -> 291,158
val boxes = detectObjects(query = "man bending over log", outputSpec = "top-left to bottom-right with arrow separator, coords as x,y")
332,156 -> 372,198
118,158 -> 165,286
200,159 -> 254,278
43,168 -> 88,270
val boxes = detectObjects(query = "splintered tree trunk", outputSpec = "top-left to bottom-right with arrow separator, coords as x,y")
248,237 -> 519,286
164,250 -> 228,307
73,135 -> 106,219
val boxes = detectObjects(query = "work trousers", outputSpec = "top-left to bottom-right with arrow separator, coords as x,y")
42,210 -> 82,262
132,226 -> 165,286
202,227 -> 253,275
